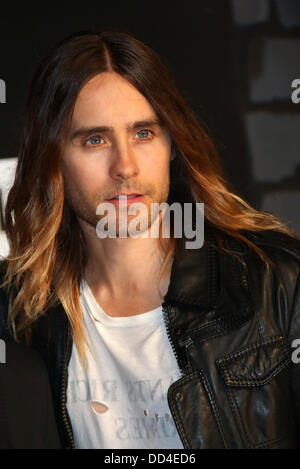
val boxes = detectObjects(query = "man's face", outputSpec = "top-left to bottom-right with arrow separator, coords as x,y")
62,71 -> 172,237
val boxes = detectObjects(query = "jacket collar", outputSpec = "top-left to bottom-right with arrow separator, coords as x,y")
164,222 -> 220,308
163,223 -> 254,339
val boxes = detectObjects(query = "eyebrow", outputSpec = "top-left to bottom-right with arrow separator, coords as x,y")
70,118 -> 162,140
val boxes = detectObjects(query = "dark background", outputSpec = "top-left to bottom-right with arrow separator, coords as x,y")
0,0 -> 299,233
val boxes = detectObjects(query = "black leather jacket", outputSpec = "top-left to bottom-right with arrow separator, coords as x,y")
0,225 -> 300,449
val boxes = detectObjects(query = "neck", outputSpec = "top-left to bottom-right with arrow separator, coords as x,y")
80,218 -> 173,302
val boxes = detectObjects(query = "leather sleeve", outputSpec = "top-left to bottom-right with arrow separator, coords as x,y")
250,231 -> 300,446
288,262 -> 300,446
0,341 -> 61,448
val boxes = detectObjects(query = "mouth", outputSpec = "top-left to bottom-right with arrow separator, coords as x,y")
105,194 -> 145,204
109,193 -> 142,199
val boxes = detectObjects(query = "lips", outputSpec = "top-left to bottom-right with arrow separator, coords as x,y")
108,194 -> 143,200
105,193 -> 145,205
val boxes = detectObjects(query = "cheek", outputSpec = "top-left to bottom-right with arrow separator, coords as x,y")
153,158 -> 170,185
143,147 -> 170,176
62,157 -> 103,192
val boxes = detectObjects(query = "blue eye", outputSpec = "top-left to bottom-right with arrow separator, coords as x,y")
87,135 -> 103,145
136,129 -> 153,139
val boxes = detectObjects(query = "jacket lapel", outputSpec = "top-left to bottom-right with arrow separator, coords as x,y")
163,223 -> 254,344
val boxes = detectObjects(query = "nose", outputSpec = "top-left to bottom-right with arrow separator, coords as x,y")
109,142 -> 139,181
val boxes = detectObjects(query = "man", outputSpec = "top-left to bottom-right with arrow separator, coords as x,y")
0,29 -> 300,449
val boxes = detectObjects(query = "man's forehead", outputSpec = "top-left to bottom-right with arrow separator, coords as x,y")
76,72 -> 143,103
73,74 -> 155,119
70,73 -> 161,131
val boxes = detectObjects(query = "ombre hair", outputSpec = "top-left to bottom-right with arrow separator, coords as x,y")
1,29 -> 299,367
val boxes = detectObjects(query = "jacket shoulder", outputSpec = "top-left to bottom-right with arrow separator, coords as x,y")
240,230 -> 300,305
242,229 -> 300,262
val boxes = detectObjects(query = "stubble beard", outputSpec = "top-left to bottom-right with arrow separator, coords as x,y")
63,181 -> 170,239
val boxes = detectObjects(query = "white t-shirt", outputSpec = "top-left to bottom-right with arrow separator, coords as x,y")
66,278 -> 184,449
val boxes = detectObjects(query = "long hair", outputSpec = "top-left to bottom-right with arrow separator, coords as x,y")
1,29 -> 299,367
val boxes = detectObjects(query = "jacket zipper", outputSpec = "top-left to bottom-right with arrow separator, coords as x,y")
162,302 -> 196,449
162,303 -> 230,448
162,302 -> 188,377
60,318 -> 76,449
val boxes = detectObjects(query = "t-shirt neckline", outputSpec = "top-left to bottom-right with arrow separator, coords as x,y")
80,278 -> 164,327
